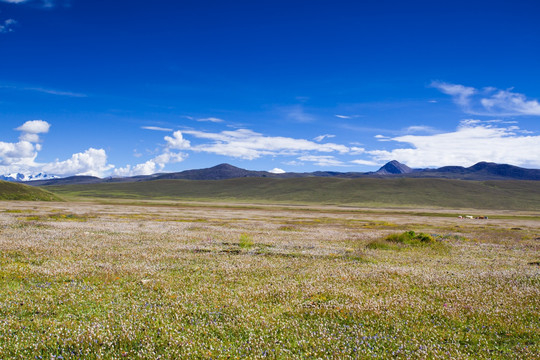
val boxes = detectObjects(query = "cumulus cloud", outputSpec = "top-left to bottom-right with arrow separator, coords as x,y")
42,148 -> 114,177
16,120 -> 50,135
0,140 -> 38,167
14,120 -> 50,142
164,131 -> 191,150
113,150 -> 187,177
432,81 -> 540,116
269,168 -> 286,174
180,128 -> 350,160
367,120 -> 540,168
0,120 -> 52,169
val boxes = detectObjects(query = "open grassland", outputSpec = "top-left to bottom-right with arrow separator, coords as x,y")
0,200 -> 539,359
44,177 -> 540,210
0,181 -> 62,202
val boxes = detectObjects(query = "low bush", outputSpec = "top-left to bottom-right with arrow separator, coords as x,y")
238,233 -> 254,249
385,230 -> 435,245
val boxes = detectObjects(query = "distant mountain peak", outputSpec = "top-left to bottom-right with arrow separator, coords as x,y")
375,160 -> 413,175
0,172 -> 59,182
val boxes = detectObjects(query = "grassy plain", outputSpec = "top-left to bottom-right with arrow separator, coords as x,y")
0,200 -> 539,359
44,177 -> 540,210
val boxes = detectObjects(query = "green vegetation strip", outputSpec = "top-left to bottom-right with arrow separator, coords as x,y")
45,177 -> 540,210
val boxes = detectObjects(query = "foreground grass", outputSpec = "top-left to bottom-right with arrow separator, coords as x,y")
0,201 -> 539,358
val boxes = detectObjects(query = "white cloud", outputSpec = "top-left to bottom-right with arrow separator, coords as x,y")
15,120 -> 50,143
197,117 -> 224,123
114,151 -> 187,177
164,131 -> 191,150
335,114 -> 362,119
0,84 -> 86,97
283,105 -> 314,123
432,81 -> 540,116
141,126 -> 173,132
269,168 -> 286,174
180,128 -> 350,160
1,0 -> 57,7
367,120 -> 540,168
16,120 -> 50,135
297,155 -> 344,167
313,134 -> 335,142
480,89 -> 540,116
351,159 -> 379,166
113,161 -> 157,177
42,148 -> 114,177
0,140 -> 38,166
405,125 -> 436,134
431,81 -> 476,109
0,19 -> 17,33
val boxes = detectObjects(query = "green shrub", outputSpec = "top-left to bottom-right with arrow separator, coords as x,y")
385,230 -> 435,245
239,233 -> 254,249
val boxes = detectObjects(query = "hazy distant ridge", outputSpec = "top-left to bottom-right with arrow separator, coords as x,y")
19,161 -> 540,186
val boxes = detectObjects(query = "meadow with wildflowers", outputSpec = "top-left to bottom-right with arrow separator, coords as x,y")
0,200 -> 538,358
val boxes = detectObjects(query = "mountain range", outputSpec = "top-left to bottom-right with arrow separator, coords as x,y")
0,173 -> 59,182
11,161 -> 540,187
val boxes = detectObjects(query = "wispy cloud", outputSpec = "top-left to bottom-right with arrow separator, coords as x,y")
367,120 -> 540,168
0,84 -> 87,97
196,117 -> 224,123
297,155 -> 345,167
313,134 -> 335,142
1,0 -> 60,7
350,159 -> 378,166
282,105 -> 315,123
432,81 -> 540,116
141,126 -> 173,132
335,114 -> 362,119
0,19 -> 17,33
177,128 -> 351,160
404,125 -> 437,134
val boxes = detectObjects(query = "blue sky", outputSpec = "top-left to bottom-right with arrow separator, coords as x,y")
1,0 -> 540,177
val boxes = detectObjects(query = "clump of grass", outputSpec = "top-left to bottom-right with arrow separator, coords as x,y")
278,225 -> 298,231
366,240 -> 398,250
385,230 -> 435,245
24,213 -> 91,222
367,231 -> 439,250
238,233 -> 254,249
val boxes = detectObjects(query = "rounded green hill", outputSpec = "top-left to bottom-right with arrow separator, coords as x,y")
0,180 -> 62,201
